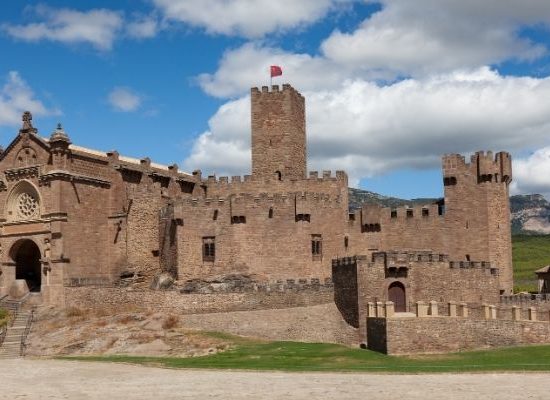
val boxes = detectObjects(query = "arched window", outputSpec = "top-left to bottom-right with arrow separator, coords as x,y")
6,180 -> 41,222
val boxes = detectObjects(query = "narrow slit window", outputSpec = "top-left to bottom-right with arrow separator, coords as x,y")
202,237 -> 215,262
311,234 -> 322,260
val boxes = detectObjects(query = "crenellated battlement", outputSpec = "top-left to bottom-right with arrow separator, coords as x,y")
176,191 -> 344,210
251,83 -> 304,99
333,252 -> 496,274
204,170 -> 347,186
443,150 -> 512,184
348,202 -> 444,226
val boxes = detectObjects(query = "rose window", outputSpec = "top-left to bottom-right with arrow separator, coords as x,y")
17,192 -> 39,219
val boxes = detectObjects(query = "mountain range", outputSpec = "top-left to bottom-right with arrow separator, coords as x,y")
348,188 -> 550,235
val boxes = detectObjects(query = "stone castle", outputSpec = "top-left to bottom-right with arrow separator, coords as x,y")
1,83 -> 531,355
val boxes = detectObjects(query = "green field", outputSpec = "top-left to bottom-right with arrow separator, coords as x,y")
513,235 -> 550,293
65,339 -> 550,373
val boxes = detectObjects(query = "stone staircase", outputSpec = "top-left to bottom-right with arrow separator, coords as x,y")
0,297 -> 33,359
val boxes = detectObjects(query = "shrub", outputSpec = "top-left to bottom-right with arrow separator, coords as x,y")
162,315 -> 179,330
65,307 -> 85,317
0,307 -> 8,328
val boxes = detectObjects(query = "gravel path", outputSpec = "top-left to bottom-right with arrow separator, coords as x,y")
1,359 -> 549,399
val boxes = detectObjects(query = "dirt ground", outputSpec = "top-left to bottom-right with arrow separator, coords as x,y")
25,303 -> 357,358
1,359 -> 549,400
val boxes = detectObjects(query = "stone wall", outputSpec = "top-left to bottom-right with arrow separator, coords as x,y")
345,151 -> 513,294
251,84 -> 306,181
171,190 -> 349,282
64,286 -> 334,314
368,316 -> 550,355
332,253 -> 501,340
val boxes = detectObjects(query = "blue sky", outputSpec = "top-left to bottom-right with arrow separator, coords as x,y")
1,1 -> 550,199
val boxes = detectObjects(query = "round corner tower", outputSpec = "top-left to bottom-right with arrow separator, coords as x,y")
250,84 -> 306,181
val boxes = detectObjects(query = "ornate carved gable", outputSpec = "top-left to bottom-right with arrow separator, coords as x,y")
0,112 -> 52,174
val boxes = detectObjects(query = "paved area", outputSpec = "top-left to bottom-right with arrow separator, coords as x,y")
1,359 -> 550,399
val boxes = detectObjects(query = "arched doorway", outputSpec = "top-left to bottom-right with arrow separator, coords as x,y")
388,281 -> 406,312
12,240 -> 42,292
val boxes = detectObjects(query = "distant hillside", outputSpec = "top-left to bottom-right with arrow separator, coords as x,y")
348,188 -> 437,210
510,194 -> 550,235
348,188 -> 550,235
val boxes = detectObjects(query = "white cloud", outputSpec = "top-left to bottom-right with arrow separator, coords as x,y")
184,69 -> 550,187
197,43 -> 354,98
511,148 -> 550,198
108,87 -> 142,112
0,71 -> 59,127
183,97 -> 250,175
2,5 -> 124,51
321,0 -> 550,77
152,0 -> 351,38
126,15 -> 159,39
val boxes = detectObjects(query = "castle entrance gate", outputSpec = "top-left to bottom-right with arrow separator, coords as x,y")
388,282 -> 406,312
12,239 -> 42,292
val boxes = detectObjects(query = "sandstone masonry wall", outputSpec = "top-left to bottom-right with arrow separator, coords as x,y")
368,316 -> 550,355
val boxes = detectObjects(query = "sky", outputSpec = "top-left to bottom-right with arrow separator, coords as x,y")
1,1 -> 550,199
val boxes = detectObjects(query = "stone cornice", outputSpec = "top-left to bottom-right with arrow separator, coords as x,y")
4,165 -> 40,181
39,170 -> 111,188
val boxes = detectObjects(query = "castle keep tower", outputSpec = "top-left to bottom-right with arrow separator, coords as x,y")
251,84 -> 306,181
442,151 -> 513,294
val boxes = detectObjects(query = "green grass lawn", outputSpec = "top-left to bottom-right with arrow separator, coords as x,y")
513,235 -> 550,293
64,338 -> 550,373
0,307 -> 8,328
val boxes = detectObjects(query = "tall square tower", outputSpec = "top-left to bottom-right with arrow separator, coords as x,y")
251,84 -> 306,181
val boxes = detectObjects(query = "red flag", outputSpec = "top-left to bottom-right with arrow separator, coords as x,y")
270,65 -> 282,78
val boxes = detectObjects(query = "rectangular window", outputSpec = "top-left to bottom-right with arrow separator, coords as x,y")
311,234 -> 322,260
390,209 -> 397,218
202,236 -> 215,262
406,209 -> 414,218
231,215 -> 246,224
295,213 -> 311,222
422,208 -> 429,217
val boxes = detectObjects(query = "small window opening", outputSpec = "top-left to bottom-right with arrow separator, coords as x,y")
213,209 -> 218,220
422,208 -> 429,217
295,213 -> 311,222
362,223 -> 381,233
444,176 -> 457,186
231,215 -> 246,224
311,234 -> 322,259
406,209 -> 414,218
202,237 -> 215,262
344,236 -> 349,248
348,213 -> 355,221
466,254 -> 471,261
390,209 -> 397,218
268,207 -> 274,219
275,171 -> 282,181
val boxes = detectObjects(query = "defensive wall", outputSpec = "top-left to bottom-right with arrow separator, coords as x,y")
64,277 -> 335,314
332,253 -> 501,339
345,150 -> 513,294
366,300 -> 550,355
166,188 -> 350,282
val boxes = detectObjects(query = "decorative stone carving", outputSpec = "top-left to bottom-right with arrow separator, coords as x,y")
6,180 -> 41,222
17,192 -> 39,219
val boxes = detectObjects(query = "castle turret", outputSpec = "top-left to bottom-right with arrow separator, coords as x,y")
442,151 -> 513,294
251,84 -> 306,181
